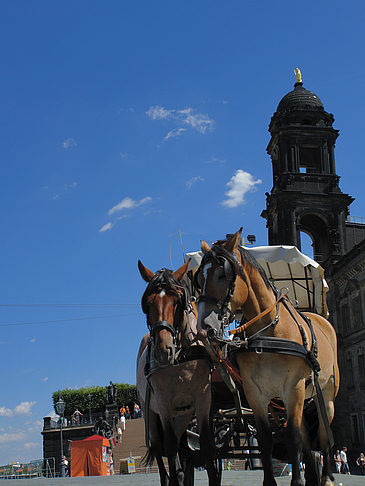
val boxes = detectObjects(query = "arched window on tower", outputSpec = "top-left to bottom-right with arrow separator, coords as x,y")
299,231 -> 314,259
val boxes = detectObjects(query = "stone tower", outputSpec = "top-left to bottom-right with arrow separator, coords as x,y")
261,71 -> 354,267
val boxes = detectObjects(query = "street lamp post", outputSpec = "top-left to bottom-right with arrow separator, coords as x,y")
88,394 -> 92,424
55,398 -> 66,477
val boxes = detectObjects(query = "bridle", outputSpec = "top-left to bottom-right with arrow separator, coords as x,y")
141,269 -> 189,349
197,247 -> 246,326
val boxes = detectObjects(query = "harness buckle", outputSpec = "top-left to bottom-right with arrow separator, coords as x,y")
255,347 -> 263,355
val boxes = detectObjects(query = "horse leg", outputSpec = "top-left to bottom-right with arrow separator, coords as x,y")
162,422 -> 184,486
316,384 -> 336,486
285,382 -> 306,486
300,421 -> 320,486
147,411 -> 169,486
198,417 -> 220,486
244,388 -> 277,486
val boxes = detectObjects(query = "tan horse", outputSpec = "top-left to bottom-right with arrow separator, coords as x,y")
136,260 -> 220,486
196,229 -> 339,486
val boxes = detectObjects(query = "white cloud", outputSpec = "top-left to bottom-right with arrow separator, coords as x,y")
119,152 -> 128,159
24,442 -> 38,449
206,157 -> 226,165
0,407 -> 12,417
146,105 -> 214,141
107,196 -> 152,216
222,170 -> 262,208
99,222 -> 114,233
0,401 -> 36,417
29,338 -> 36,344
186,176 -> 205,189
13,401 -> 36,416
163,128 -> 187,141
41,377 -> 49,382
146,106 -> 174,120
62,138 -> 77,149
64,181 -> 77,190
178,108 -> 214,134
0,432 -> 25,444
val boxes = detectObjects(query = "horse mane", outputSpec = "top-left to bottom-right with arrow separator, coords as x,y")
207,238 -> 270,289
141,268 -> 189,314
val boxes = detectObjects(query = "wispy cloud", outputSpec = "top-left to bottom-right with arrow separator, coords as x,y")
99,196 -> 152,233
108,196 -> 151,216
0,401 -> 36,417
119,152 -> 128,159
146,106 -> 174,120
62,138 -> 77,149
206,157 -> 226,165
146,105 -> 214,142
29,338 -> 36,344
44,181 -> 78,201
99,222 -> 114,233
25,442 -> 38,449
164,128 -> 187,141
0,432 -> 25,444
41,377 -> 49,382
222,170 -> 262,208
186,176 -> 204,189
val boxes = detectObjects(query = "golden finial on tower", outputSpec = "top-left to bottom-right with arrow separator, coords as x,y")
294,67 -> 302,83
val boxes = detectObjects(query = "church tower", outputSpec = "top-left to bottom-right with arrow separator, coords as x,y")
261,69 -> 354,267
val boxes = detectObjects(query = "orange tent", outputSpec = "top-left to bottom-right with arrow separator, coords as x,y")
70,434 -> 111,477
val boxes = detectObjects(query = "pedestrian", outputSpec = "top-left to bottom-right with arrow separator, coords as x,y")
340,446 -> 350,474
334,449 -> 341,473
356,452 -> 365,475
117,425 -> 123,443
71,409 -> 83,426
62,456 -> 69,476
125,406 -> 130,419
121,414 -> 126,431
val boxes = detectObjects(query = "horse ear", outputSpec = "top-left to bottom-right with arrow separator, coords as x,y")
138,260 -> 155,282
224,228 -> 243,254
173,259 -> 191,281
201,240 -> 211,254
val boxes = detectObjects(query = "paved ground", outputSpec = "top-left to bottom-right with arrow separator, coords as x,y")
0,471 -> 364,485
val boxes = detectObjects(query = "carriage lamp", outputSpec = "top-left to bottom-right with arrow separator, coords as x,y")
247,234 -> 256,245
56,398 -> 66,477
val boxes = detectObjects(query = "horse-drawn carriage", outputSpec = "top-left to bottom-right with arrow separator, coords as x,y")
137,229 -> 339,486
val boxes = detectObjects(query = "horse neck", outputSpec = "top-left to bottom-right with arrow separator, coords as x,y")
239,260 -> 277,328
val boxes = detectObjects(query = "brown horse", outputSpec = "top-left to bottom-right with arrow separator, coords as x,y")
196,229 -> 339,486
136,260 -> 220,486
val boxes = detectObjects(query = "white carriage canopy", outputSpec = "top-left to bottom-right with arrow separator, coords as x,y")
185,245 -> 329,317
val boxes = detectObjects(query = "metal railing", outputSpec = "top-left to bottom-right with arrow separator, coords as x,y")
346,216 -> 365,225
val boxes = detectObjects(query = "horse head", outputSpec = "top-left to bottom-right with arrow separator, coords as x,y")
196,228 -> 249,337
138,259 -> 190,367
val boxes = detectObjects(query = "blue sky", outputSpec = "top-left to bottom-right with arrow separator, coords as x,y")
0,0 -> 364,465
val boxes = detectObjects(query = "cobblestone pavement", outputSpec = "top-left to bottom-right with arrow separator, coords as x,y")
0,472 -> 364,486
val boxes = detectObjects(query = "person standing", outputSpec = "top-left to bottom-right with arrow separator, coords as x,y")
356,452 -> 365,475
340,446 -> 350,474
334,450 -> 341,473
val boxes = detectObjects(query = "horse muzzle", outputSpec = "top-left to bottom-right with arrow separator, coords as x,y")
199,309 -> 223,338
151,320 -> 177,367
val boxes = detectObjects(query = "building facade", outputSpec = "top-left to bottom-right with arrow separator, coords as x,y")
261,72 -> 365,454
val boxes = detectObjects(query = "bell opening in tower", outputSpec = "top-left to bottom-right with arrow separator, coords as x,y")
298,146 -> 321,174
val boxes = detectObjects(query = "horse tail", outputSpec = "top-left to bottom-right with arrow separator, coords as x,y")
141,446 -> 155,467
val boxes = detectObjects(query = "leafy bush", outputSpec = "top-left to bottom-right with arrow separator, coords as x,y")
53,383 -> 138,417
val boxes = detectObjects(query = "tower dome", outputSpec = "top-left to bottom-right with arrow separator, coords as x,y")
270,69 -> 334,130
277,82 -> 324,112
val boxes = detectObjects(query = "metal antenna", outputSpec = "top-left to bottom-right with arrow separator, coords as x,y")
169,228 -> 185,270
